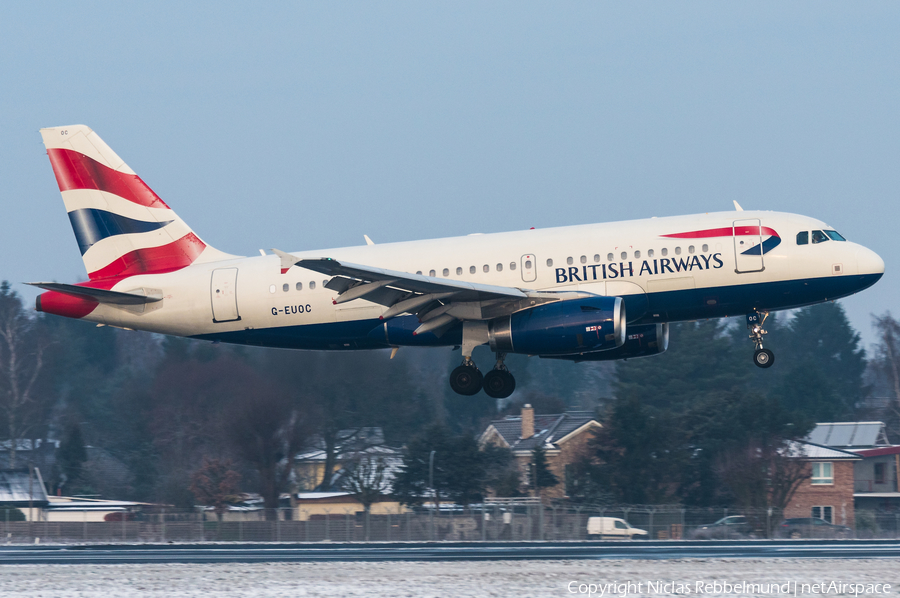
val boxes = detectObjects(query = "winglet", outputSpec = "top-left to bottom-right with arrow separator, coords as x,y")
271,248 -> 300,274
364,235 -> 375,246
733,200 -> 744,212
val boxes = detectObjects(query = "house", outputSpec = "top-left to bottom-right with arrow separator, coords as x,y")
479,404 -> 602,500
808,421 -> 900,513
782,441 -> 861,528
293,492 -> 409,521
292,427 -> 399,491
0,468 -> 49,521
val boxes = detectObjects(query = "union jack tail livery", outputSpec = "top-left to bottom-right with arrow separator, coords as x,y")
40,125 -> 230,282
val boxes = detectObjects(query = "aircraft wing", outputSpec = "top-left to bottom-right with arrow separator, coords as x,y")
275,251 -> 575,336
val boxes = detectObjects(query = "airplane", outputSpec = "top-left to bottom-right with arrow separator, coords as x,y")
30,125 -> 884,399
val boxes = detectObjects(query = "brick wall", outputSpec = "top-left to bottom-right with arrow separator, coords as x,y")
784,460 -> 856,527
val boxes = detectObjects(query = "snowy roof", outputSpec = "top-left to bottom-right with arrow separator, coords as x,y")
784,440 -> 861,460
807,422 -> 890,448
294,427 -> 389,461
0,469 -> 49,505
482,411 -> 599,452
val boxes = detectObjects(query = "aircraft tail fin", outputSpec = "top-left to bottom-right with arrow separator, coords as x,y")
39,125 -> 232,281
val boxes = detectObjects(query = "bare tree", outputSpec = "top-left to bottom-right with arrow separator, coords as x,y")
228,388 -> 308,519
872,312 -> 900,423
716,436 -> 810,535
341,449 -> 395,541
190,457 -> 242,521
0,282 -> 47,468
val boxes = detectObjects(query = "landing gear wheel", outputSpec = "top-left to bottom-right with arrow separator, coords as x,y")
449,365 -> 483,396
754,348 -> 775,368
483,369 -> 516,399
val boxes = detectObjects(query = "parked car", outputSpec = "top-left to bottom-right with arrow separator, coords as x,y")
690,515 -> 755,539
777,518 -> 851,539
586,517 -> 648,539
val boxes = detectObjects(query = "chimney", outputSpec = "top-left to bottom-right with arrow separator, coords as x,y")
521,404 -> 534,439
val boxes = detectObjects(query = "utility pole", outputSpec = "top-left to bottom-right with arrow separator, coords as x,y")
429,450 -> 436,541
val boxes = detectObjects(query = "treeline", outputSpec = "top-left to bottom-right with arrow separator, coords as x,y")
2,280 -> 899,511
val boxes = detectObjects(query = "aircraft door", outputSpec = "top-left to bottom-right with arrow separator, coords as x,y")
521,254 -> 537,283
210,268 -> 241,323
733,219 -> 764,273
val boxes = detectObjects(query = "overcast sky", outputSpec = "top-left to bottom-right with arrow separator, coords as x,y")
1,2 -> 897,348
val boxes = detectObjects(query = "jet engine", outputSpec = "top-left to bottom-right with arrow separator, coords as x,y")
488,296 -> 625,356
543,323 -> 669,362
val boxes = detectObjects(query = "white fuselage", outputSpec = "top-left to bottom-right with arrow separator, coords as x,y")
76,209 -> 883,351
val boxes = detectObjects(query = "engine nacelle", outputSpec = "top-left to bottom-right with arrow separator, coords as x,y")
488,296 -> 625,356
543,323 -> 669,362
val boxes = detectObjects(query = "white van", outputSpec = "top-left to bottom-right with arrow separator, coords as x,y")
586,517 -> 648,539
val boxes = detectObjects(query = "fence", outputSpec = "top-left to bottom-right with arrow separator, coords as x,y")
3,504 -> 900,544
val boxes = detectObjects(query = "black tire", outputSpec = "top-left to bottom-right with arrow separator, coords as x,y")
449,365 -> 483,396
754,348 -> 775,368
483,369 -> 516,399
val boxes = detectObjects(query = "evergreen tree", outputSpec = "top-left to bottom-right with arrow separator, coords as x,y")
529,445 -> 559,496
56,423 -> 88,495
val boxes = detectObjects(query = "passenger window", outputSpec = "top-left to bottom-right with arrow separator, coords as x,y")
615,521 -> 627,529
296,282 -> 303,291
523,260 -> 530,269
701,244 -> 708,253
607,253 -> 614,262
688,246 -> 694,254
269,284 -> 276,294
567,257 -> 574,265
510,262 -> 517,270
661,248 -> 668,256
620,252 -> 627,260
309,281 -> 316,290
282,283 -> 289,292
797,231 -> 809,245
470,266 -> 476,274
496,263 -> 503,272
812,230 -> 828,244
824,230 -> 846,241
634,251 -> 641,259
456,267 -> 462,275
442,268 -> 449,277
675,247 -> 682,255
416,271 -> 422,275
593,254 -> 600,262
483,265 -> 489,273
580,255 -> 587,264
429,269 -> 436,277
546,259 -> 553,267
648,249 -> 654,258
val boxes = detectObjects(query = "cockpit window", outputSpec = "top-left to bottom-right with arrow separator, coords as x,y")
824,230 -> 846,241
811,230 -> 829,244
796,231 -> 808,245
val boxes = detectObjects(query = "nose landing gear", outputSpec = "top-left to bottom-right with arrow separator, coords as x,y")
748,311 -> 775,368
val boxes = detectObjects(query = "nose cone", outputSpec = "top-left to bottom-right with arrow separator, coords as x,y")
857,247 -> 885,278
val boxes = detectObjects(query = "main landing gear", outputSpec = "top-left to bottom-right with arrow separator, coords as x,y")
748,310 -> 775,368
449,353 -> 517,398
449,322 -> 517,398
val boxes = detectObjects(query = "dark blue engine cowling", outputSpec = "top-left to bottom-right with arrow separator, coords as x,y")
488,296 -> 625,356
543,323 -> 669,362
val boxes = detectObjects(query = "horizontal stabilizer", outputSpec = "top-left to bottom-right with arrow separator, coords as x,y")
27,282 -> 163,305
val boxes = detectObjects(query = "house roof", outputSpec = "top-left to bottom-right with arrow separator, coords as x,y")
785,440 -> 861,460
807,422 -> 890,448
482,410 -> 599,453
0,469 -> 49,506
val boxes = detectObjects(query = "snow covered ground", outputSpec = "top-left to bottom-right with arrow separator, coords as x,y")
0,559 -> 898,597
